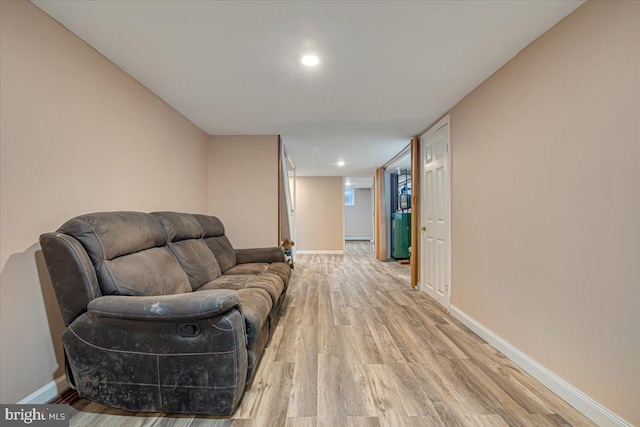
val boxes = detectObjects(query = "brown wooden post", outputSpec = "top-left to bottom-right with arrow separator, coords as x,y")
410,137 -> 420,288
374,167 -> 387,261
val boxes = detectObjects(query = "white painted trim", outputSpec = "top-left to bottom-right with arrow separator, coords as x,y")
449,306 -> 632,427
345,235 -> 371,241
296,250 -> 345,255
342,179 -> 346,255
444,115 -> 451,311
17,375 -> 68,404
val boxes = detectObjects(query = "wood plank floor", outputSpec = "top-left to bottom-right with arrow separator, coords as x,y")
68,242 -> 595,427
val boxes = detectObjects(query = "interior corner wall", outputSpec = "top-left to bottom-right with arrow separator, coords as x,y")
208,135 -> 279,249
345,188 -> 373,239
295,177 -> 345,252
0,0 -> 209,403
448,1 -> 640,424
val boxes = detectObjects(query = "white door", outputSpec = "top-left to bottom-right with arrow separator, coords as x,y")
420,116 -> 451,310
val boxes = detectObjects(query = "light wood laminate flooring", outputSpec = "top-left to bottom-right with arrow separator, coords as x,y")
68,242 -> 594,427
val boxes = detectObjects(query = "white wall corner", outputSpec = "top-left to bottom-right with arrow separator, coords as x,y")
17,375 -> 68,404
449,305 -> 632,427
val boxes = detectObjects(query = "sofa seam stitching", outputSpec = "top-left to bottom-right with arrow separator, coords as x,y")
77,219 -> 122,294
147,254 -> 168,295
68,327 -> 234,356
88,309 -> 231,321
81,380 -> 237,389
190,243 -> 210,283
165,242 -> 191,292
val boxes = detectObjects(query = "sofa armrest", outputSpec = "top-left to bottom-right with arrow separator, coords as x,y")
87,289 -> 240,321
235,247 -> 284,264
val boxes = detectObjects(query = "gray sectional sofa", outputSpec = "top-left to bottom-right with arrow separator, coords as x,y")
39,211 -> 291,415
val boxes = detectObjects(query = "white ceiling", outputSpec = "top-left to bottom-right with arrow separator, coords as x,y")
32,0 -> 582,176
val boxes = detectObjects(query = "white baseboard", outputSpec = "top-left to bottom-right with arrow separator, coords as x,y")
449,305 -> 632,427
296,250 -> 345,255
17,375 -> 68,404
345,235 -> 371,241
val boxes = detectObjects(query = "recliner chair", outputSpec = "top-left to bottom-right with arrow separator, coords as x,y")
40,211 -> 290,415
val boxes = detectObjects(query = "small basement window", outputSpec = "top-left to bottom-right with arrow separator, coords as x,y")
345,188 -> 355,206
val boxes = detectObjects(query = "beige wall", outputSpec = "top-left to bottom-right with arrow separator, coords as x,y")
448,1 -> 639,424
345,188 -> 373,239
296,177 -> 345,252
208,135 -> 279,248
0,1 -> 209,403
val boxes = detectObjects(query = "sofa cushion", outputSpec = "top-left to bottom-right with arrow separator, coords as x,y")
59,212 -> 166,260
225,263 -> 269,276
203,236 -> 236,273
193,214 -> 225,237
152,212 -> 222,290
152,211 -> 203,241
59,212 -> 190,296
265,262 -> 292,289
199,275 -> 255,291
169,240 -> 221,291
236,288 -> 272,347
246,273 -> 285,306
198,272 -> 285,311
193,215 -> 237,273
103,248 -> 191,296
236,247 -> 285,264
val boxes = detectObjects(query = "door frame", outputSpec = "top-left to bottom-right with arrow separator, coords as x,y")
410,137 -> 420,288
418,114 -> 452,310
374,168 -> 387,260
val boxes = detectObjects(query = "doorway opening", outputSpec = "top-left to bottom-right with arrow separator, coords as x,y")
371,143 -> 415,284
344,176 -> 375,243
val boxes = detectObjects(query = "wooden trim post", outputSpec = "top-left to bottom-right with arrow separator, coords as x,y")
277,135 -> 282,245
410,137 -> 420,288
374,168 -> 387,261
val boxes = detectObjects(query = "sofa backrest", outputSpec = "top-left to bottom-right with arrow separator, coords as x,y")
193,214 -> 237,273
58,212 -> 191,296
151,212 -> 222,290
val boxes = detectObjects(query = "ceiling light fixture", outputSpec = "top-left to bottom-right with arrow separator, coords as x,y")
301,54 -> 320,66
337,160 -> 345,167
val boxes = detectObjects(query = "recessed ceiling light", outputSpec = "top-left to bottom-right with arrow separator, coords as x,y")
301,55 -> 320,66
337,160 -> 345,167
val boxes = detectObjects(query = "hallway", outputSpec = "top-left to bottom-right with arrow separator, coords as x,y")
67,242 -> 593,426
